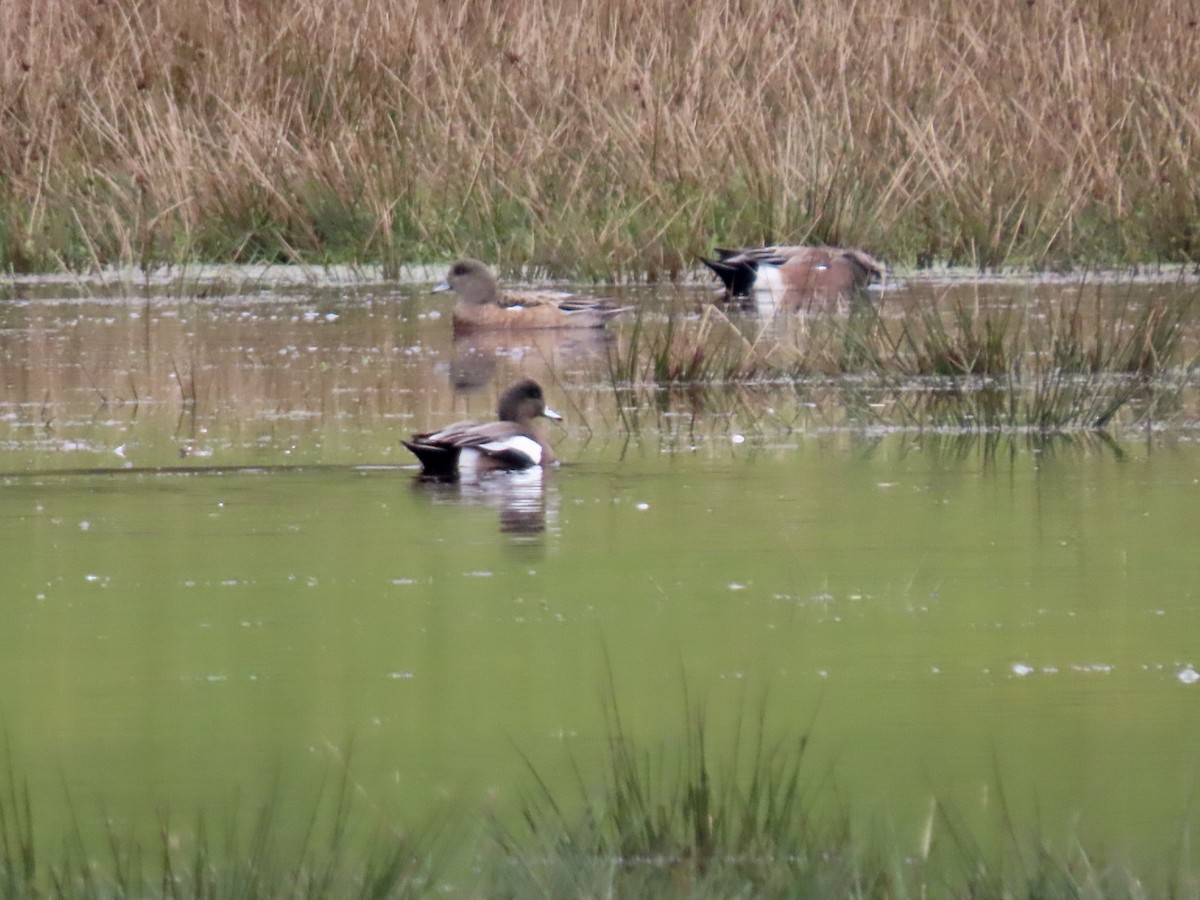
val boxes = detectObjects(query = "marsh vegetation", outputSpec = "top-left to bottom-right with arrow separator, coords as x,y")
4,0 -> 1200,274
609,279 -> 1198,434
3,704 -> 1195,899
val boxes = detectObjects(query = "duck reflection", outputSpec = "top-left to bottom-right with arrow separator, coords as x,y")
410,467 -> 555,537
450,329 -> 617,392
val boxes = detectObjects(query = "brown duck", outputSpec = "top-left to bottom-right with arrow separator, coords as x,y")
433,258 -> 631,331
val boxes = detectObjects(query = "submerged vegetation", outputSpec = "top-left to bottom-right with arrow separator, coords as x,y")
3,0 -> 1200,274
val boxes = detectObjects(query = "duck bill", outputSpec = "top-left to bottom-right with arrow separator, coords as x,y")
542,406 -> 564,422
431,280 -> 451,293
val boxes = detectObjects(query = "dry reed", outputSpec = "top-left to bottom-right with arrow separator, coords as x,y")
3,0 -> 1199,275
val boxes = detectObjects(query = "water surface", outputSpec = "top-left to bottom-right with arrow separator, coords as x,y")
2,267 -> 1199,874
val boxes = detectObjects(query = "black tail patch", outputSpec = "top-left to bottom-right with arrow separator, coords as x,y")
701,256 -> 759,298
402,440 -> 461,479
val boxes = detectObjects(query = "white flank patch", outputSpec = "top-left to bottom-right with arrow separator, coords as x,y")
481,435 -> 542,465
754,264 -> 788,300
753,264 -> 787,316
458,448 -> 483,469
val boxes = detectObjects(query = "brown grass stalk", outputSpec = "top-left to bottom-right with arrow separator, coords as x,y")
2,0 -> 1199,274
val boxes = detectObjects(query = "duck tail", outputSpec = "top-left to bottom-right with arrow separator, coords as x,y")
402,440 -> 460,479
842,249 -> 885,283
596,305 -> 635,323
700,254 -> 758,299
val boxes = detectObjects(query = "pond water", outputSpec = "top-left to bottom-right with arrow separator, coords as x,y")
2,267 -> 1200,877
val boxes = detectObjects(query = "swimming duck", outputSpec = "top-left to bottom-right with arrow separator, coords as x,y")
402,378 -> 562,479
433,258 -> 630,331
702,245 -> 883,311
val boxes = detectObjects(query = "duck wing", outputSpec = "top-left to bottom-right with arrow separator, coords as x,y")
499,289 -> 626,316
713,245 -> 799,266
495,290 -> 575,310
554,295 -> 629,318
404,420 -> 516,477
410,419 -> 513,449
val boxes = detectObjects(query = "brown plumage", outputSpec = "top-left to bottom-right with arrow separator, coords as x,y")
433,258 -> 631,331
702,245 -> 883,311
401,378 -> 562,479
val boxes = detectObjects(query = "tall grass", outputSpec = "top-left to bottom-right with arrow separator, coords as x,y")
0,751 -> 36,897
489,697 -> 872,898
4,721 -> 1199,898
0,753 -> 439,899
487,693 -> 1198,899
2,0 -> 1199,274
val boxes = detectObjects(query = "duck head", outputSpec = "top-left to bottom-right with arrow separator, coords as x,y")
433,258 -> 498,306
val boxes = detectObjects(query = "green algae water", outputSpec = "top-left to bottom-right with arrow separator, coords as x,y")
2,269 -> 1200,881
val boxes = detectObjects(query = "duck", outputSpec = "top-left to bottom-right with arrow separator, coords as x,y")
701,245 -> 883,312
402,378 -> 562,479
433,258 -> 631,331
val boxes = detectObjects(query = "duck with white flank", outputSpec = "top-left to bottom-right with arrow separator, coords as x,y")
402,379 -> 562,479
702,245 -> 883,312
